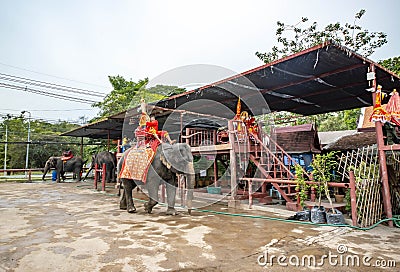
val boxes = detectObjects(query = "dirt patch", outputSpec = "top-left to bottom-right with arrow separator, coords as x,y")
0,182 -> 399,271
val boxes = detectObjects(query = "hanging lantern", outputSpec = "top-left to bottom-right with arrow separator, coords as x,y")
370,85 -> 389,123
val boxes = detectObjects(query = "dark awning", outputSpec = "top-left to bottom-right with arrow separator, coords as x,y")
155,41 -> 400,118
62,41 -> 400,140
61,106 -> 227,140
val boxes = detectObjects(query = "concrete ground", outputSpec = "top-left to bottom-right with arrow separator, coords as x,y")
0,181 -> 399,272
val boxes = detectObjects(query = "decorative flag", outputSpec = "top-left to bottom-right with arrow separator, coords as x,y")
370,85 -> 389,123
236,96 -> 241,117
386,89 -> 400,126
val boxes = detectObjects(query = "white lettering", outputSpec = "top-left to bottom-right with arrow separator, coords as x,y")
329,251 -> 338,266
277,255 -> 287,266
362,256 -> 372,267
288,255 -> 299,266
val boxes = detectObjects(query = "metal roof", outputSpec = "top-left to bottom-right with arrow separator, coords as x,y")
62,40 -> 400,139
156,40 -> 400,117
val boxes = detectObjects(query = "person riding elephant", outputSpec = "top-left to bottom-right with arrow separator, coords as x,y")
42,156 -> 85,182
83,151 -> 117,183
118,142 -> 195,215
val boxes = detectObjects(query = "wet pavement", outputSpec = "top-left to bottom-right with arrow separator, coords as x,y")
0,181 -> 399,271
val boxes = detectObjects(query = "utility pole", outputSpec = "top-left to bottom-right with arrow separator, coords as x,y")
3,125 -> 7,176
21,111 -> 31,176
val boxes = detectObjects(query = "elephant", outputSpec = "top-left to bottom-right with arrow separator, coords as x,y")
84,151 -> 117,183
42,156 -> 85,182
119,143 -> 195,215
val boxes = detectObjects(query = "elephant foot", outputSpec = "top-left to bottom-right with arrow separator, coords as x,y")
120,204 -> 127,210
127,206 -> 136,213
144,201 -> 157,214
166,207 -> 178,216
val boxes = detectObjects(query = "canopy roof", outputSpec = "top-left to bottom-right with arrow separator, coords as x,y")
61,106 -> 227,139
156,40 -> 400,118
62,41 -> 400,139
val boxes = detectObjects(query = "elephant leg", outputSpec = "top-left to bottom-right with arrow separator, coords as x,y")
165,182 -> 178,215
121,179 -> 137,213
56,171 -> 61,183
61,171 -> 66,182
144,178 -> 159,214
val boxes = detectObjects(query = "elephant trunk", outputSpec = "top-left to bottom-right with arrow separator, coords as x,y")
185,162 -> 195,215
42,165 -> 50,180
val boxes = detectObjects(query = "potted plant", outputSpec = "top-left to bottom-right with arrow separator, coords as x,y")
294,164 -> 311,221
310,152 -> 345,224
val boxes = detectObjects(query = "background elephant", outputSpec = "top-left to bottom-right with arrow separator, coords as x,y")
42,156 -> 85,182
84,151 -> 117,183
119,143 -> 195,215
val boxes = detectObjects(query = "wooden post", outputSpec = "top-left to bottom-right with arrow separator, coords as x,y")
213,159 -> 218,186
349,171 -> 358,227
228,120 -> 239,208
311,186 -> 316,202
94,163 -> 98,190
185,128 -> 190,145
80,137 -> 84,158
370,63 -> 393,227
107,130 -> 111,151
248,180 -> 253,209
101,163 -> 106,191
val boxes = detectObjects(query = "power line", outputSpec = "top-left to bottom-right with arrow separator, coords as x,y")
0,82 -> 98,104
0,112 -> 89,125
0,73 -> 107,96
0,61 -> 109,89
0,108 -> 93,112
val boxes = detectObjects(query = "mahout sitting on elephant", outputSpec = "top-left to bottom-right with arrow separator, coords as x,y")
42,156 -> 85,183
118,143 -> 195,215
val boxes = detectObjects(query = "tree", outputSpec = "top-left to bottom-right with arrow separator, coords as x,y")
255,9 -> 387,131
0,115 -> 81,169
256,9 -> 387,63
92,76 -> 187,119
92,76 -> 149,118
379,56 -> 400,76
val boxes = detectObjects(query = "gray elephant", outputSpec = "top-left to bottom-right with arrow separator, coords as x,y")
42,156 -> 85,182
119,143 -> 195,215
84,151 -> 117,183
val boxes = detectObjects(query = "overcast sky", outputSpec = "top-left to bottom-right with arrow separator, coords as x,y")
0,0 -> 399,123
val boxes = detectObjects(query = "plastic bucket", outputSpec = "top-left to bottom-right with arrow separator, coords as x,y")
52,170 -> 57,182
311,206 -> 326,224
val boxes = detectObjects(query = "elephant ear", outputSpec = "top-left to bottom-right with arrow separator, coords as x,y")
159,143 -> 193,173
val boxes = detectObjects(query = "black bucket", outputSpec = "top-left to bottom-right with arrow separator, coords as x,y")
297,208 -> 311,221
326,209 -> 346,225
311,206 -> 326,224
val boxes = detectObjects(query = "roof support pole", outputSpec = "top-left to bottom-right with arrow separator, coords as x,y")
107,130 -> 111,151
228,120 -> 240,208
80,137 -> 84,158
371,63 -> 393,227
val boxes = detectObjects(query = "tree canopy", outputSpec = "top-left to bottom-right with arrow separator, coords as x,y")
92,75 -> 186,119
255,9 -> 387,64
0,115 -> 80,169
379,56 -> 400,76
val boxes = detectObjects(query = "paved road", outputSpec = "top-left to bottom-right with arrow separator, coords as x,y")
0,182 -> 399,271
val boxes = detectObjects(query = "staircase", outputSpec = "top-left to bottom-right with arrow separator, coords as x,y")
229,120 -> 311,203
